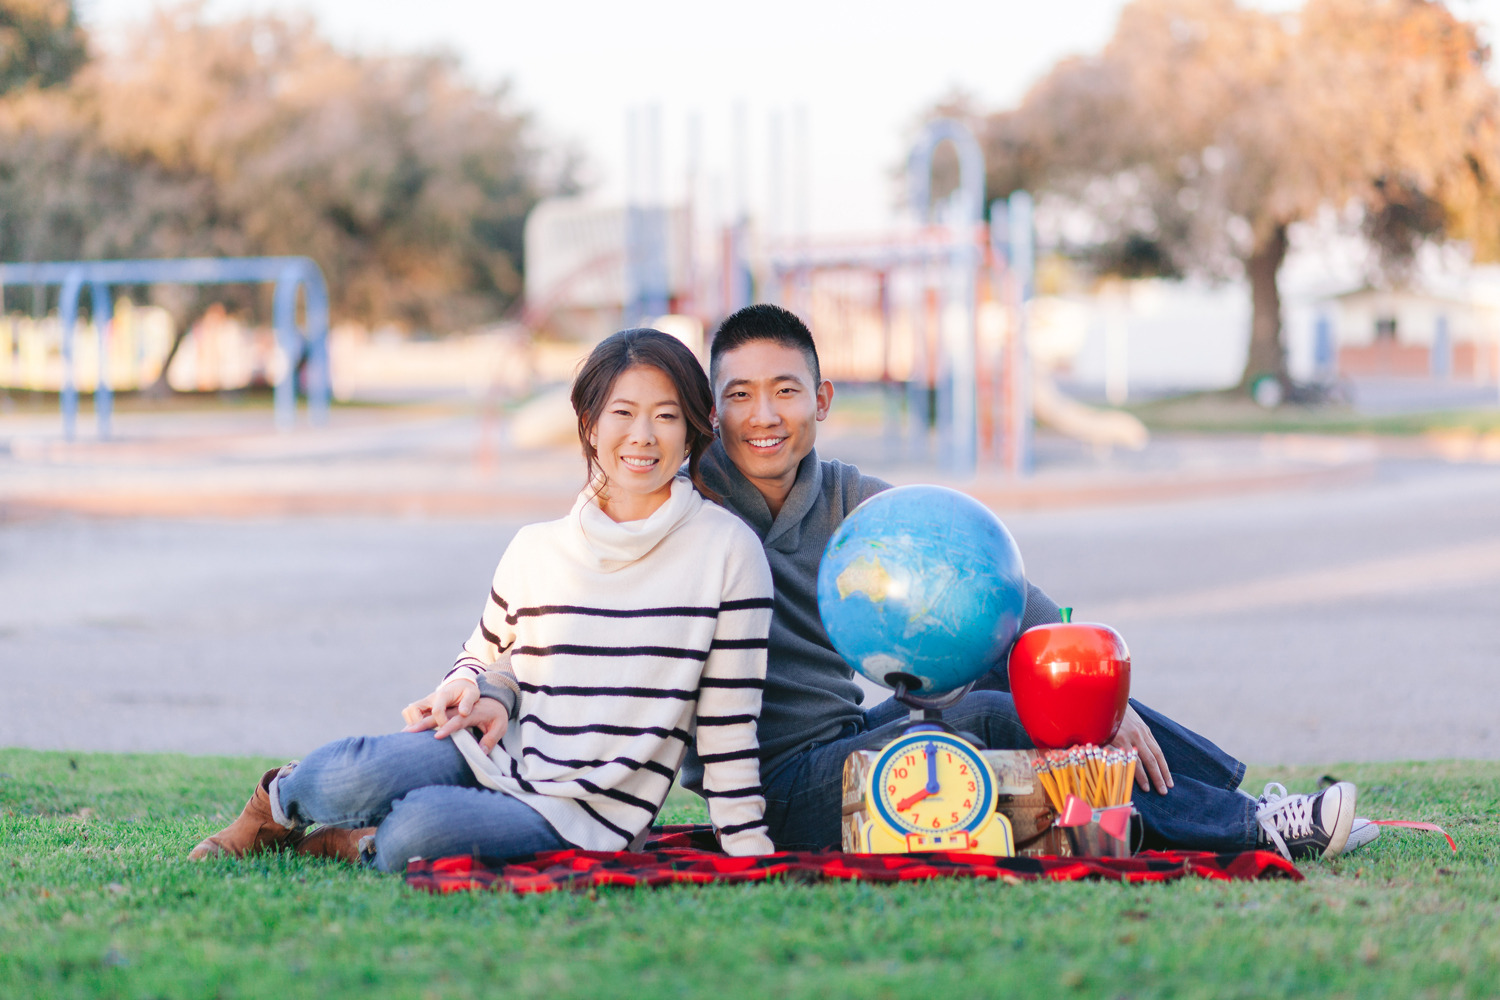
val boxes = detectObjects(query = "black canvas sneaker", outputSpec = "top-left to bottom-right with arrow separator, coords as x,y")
1254,781 -> 1357,860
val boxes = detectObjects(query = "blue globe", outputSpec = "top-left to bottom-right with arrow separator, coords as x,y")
817,484 -> 1028,695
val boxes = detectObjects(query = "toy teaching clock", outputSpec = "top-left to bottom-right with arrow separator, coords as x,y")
854,730 -> 1015,855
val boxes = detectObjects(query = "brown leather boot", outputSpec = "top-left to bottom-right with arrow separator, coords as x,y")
297,825 -> 377,864
188,766 -> 303,860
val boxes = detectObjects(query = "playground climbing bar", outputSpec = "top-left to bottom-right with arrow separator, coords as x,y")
766,119 -> 1035,478
0,256 -> 331,440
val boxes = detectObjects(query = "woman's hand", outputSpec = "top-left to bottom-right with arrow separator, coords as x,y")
402,679 -> 479,733
1109,705 -> 1173,794
432,697 -> 509,751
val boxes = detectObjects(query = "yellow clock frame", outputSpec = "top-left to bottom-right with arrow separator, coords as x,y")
855,730 -> 1015,855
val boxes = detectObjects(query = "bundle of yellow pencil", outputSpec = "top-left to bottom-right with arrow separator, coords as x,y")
1030,745 -> 1137,813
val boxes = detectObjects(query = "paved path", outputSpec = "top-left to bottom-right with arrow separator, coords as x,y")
3,453 -> 1497,765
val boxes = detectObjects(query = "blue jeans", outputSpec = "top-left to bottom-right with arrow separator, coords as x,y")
761,692 -> 1255,852
275,731 -> 569,872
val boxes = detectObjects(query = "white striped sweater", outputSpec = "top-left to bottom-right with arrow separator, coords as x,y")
442,478 -> 775,855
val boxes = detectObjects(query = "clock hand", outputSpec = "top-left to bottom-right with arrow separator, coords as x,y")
925,742 -> 940,794
895,788 -> 931,811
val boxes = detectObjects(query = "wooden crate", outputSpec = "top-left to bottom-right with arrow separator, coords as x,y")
841,748 -> 1069,856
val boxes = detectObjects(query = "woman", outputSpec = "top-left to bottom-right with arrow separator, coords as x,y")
189,329 -> 776,869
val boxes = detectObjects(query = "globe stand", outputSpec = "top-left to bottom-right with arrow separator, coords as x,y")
885,672 -> 981,745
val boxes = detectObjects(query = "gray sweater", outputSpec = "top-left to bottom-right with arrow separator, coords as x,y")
688,441 -> 1062,779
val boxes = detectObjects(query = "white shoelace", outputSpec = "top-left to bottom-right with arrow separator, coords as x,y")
1254,782 -> 1316,861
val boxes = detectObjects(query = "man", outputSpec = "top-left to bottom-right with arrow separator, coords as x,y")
684,303 -> 1367,862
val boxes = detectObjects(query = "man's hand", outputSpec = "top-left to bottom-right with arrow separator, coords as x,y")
402,678 -> 479,734
1109,705 -> 1173,795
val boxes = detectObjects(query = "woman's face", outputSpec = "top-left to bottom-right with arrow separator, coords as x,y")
588,364 -> 689,522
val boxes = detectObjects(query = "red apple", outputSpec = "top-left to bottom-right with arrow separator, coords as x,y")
1007,608 -> 1131,749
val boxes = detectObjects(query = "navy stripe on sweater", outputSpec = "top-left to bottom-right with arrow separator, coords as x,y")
696,714 -> 758,727
518,682 -> 697,700
698,676 -> 765,689
695,748 -> 759,764
514,604 -> 719,620
710,638 -> 768,650
513,643 -> 709,661
700,786 -> 764,799
719,597 -> 775,611
575,778 -> 658,814
478,618 -> 504,647
520,746 -> 676,780
717,819 -> 768,836
518,715 -> 693,742
577,799 -> 635,842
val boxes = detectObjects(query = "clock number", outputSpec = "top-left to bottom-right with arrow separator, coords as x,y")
905,755 -> 916,766
958,764 -> 969,775
894,767 -> 908,779
911,813 -> 920,823
967,780 -> 976,792
931,818 -> 940,829
963,799 -> 972,808
888,784 -> 897,795
945,753 -> 953,763
951,812 -> 959,823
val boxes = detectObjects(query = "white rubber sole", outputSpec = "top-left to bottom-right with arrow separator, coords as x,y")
1320,782 -> 1357,858
1344,818 -> 1380,853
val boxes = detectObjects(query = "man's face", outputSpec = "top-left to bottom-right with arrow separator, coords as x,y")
713,340 -> 834,487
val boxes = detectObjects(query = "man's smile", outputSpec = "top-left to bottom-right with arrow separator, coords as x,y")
746,436 -> 788,451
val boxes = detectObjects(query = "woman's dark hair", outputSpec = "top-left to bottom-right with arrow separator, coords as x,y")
570,328 -> 720,503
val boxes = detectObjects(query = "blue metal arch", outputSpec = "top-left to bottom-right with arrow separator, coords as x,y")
0,256 -> 331,439
908,118 -> 986,228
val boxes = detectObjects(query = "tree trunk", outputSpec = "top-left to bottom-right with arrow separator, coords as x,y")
1240,223 -> 1289,390
144,325 -> 192,397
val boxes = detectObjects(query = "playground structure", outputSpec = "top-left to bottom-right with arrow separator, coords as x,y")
0,257 -> 330,440
521,117 -> 1060,476
0,120 -> 1131,467
766,120 -> 1036,477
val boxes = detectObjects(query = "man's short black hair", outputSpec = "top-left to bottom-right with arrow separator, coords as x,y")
709,303 -> 821,390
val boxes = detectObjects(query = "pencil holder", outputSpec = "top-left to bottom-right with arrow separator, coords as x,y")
1061,804 -> 1139,858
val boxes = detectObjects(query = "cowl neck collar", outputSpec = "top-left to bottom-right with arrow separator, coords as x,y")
571,476 -> 702,572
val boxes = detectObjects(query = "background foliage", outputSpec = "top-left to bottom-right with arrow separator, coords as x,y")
977,0 -> 1500,386
0,1 -> 550,331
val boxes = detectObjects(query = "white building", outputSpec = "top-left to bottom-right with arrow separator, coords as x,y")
1311,286 -> 1500,382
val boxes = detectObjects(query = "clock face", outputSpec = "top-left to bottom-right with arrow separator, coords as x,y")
868,733 -> 996,836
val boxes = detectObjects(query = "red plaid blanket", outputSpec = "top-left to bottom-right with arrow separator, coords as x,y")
405,826 -> 1301,894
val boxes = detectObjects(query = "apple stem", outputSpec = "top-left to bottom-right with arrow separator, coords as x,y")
1060,606 -> 1072,623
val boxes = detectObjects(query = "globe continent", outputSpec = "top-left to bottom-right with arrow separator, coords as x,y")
816,484 -> 1027,694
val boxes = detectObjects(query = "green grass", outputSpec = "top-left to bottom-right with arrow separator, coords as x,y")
1124,391 -> 1500,436
2,749 -> 1496,999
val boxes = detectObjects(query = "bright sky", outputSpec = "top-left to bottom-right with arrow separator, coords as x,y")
77,0 -> 1500,238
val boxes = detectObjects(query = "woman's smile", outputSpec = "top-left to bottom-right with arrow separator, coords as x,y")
589,364 -> 689,521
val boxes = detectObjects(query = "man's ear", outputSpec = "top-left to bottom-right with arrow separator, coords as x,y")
815,380 -> 835,421
710,405 -> 719,433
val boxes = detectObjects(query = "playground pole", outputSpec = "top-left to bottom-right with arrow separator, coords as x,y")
59,270 -> 82,442
907,118 -> 985,476
92,281 -> 113,439
1007,190 -> 1035,477
0,257 -> 331,440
